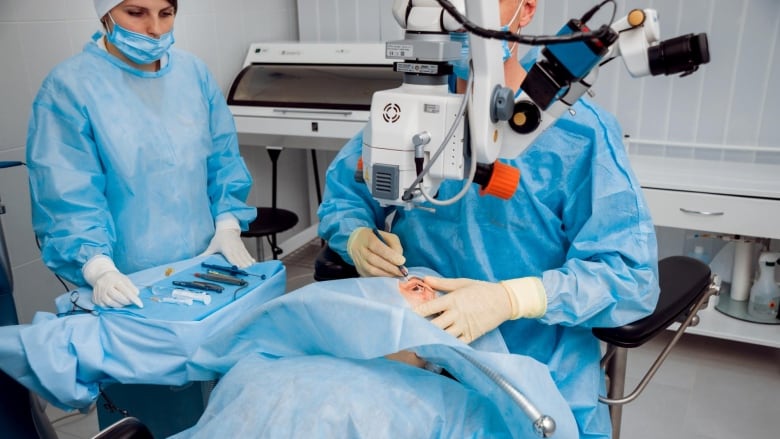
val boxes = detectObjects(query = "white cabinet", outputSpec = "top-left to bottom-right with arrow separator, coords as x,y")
643,189 -> 780,240
631,155 -> 780,348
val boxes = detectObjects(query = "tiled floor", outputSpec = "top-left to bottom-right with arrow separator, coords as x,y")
44,243 -> 780,438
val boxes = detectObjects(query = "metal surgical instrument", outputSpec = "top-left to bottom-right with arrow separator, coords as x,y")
371,228 -> 410,281
194,271 -> 249,286
172,280 -> 224,293
200,262 -> 266,278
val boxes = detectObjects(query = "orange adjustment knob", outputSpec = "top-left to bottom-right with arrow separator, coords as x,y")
627,9 -> 646,27
354,157 -> 365,183
479,161 -> 520,200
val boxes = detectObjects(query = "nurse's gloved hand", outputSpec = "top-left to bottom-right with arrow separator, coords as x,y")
82,255 -> 143,308
347,227 -> 406,277
414,276 -> 547,343
199,218 -> 255,268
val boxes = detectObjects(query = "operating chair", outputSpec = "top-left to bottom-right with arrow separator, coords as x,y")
313,244 -> 719,438
241,146 -> 299,261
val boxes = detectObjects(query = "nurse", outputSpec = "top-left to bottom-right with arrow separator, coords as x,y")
317,0 -> 660,437
27,0 -> 256,308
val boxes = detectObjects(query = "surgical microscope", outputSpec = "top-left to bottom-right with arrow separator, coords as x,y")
360,0 -> 710,212
355,1 -> 710,436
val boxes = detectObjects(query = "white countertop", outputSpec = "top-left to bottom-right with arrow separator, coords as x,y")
629,154 -> 780,199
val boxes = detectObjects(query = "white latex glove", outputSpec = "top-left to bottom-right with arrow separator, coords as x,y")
347,226 -> 406,277
199,217 -> 255,268
82,255 -> 143,308
414,276 -> 547,343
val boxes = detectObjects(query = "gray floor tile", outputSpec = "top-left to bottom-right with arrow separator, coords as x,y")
281,238 -> 322,292
621,380 -> 692,439
621,331 -> 779,439
46,404 -> 99,438
624,332 -> 699,391
682,361 -> 778,438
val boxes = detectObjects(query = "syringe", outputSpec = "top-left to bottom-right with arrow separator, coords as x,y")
172,289 -> 212,305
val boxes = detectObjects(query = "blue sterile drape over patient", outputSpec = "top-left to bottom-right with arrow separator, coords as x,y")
26,32 -> 255,285
318,50 -> 660,438
0,260 -> 578,438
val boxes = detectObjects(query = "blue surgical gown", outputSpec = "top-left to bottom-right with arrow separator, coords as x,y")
26,33 -> 255,285
318,96 -> 660,437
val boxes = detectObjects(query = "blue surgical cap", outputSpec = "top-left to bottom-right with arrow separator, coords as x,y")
94,0 -> 123,18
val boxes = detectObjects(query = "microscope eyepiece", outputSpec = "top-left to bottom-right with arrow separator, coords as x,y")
648,33 -> 710,77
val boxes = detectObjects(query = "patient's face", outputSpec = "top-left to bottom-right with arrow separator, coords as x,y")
386,276 -> 440,369
398,277 -> 437,307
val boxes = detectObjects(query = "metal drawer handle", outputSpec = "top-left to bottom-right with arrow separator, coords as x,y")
679,207 -> 725,216
273,109 -> 354,116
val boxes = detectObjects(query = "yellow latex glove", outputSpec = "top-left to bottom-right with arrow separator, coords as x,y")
414,276 -> 547,343
347,227 -> 406,277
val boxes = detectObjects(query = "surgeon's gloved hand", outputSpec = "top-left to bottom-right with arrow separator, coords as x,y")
82,255 -> 143,308
199,217 -> 255,268
414,276 -> 547,343
347,227 -> 406,277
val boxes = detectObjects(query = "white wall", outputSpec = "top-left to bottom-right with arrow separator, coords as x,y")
297,0 -> 780,264
298,0 -> 780,164
0,0 -> 299,323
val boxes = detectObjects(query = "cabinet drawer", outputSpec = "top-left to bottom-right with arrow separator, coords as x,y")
642,188 -> 780,239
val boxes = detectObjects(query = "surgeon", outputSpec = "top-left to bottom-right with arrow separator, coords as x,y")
26,0 -> 256,309
317,0 -> 660,437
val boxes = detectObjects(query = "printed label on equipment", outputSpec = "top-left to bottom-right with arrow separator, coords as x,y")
386,43 -> 413,58
395,62 -> 440,75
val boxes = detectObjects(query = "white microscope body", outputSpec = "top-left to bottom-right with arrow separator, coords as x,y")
362,0 -> 709,210
363,0 -> 512,209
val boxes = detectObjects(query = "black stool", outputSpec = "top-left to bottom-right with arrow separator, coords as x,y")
313,244 -> 358,281
241,147 -> 299,261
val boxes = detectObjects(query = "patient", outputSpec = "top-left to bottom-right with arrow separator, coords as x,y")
170,268 -> 578,439
398,276 -> 438,307
386,276 -> 439,368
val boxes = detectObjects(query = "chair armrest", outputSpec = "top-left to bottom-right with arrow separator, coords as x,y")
592,255 -> 712,348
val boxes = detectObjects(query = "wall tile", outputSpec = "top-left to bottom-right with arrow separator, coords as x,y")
63,0 -> 98,21
726,0 -> 779,146
19,21 -> 74,93
0,149 -> 38,267
175,14 -> 219,75
0,0 -> 68,22
0,22 -> 32,150
178,0 -> 213,16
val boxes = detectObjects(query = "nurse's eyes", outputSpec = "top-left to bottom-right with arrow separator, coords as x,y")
124,8 -> 175,18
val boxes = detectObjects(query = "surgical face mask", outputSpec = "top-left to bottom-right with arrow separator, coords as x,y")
450,0 -> 526,81
501,0 -> 526,63
450,31 -> 471,81
106,13 -> 174,65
